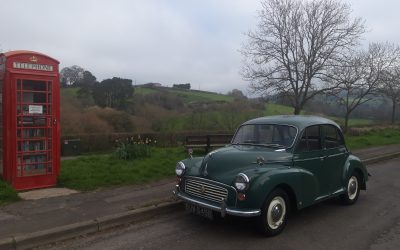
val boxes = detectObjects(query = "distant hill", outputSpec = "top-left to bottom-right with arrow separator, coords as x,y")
134,86 -> 233,103
60,85 -> 381,136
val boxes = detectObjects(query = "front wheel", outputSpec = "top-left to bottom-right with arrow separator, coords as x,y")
257,188 -> 289,236
340,172 -> 361,205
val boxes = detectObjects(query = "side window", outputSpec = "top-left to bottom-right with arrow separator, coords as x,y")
296,125 -> 322,152
297,131 -> 308,152
307,125 -> 321,151
324,125 -> 345,149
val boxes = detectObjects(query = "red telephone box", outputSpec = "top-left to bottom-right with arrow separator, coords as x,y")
0,50 -> 60,190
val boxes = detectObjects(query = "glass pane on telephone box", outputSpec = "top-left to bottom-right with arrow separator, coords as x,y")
16,79 -> 53,177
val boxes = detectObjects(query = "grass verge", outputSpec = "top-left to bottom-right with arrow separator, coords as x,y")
58,147 -> 187,191
345,128 -> 400,150
0,178 -> 20,205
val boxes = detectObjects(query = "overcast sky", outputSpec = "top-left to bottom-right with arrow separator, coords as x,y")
1,0 -> 399,94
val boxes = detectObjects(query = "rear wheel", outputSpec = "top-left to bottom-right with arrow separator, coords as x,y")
341,172 -> 361,205
257,188 -> 289,236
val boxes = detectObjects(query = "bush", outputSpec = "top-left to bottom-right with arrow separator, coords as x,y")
114,136 -> 156,160
0,179 -> 20,204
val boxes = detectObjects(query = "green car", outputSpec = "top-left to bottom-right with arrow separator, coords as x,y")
173,115 -> 369,236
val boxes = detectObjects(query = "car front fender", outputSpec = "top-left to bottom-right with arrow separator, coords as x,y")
237,165 -> 302,210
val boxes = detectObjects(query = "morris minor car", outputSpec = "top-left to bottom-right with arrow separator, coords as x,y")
173,115 -> 369,236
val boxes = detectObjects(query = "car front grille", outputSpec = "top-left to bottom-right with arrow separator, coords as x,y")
185,179 -> 228,203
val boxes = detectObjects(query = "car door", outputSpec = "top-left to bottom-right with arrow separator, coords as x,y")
294,125 -> 330,205
321,125 -> 348,195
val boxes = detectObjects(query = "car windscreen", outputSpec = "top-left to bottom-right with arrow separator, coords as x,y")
232,124 -> 297,148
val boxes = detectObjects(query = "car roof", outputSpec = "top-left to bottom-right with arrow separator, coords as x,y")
242,115 -> 341,131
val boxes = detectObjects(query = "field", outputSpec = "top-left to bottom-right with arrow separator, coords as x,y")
265,103 -> 301,115
134,86 -> 233,103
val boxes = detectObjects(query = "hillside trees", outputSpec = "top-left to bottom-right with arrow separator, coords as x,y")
92,77 -> 134,110
173,83 -> 191,90
241,0 -> 365,115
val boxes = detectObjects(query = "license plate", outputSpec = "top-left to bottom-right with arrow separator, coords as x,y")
185,203 -> 214,220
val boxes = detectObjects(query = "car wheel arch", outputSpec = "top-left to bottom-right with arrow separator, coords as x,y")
261,183 -> 298,212
352,168 -> 366,190
343,157 -> 367,191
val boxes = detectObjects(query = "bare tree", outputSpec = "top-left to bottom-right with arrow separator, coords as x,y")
380,68 -> 400,124
241,0 -> 365,114
60,65 -> 85,87
327,43 -> 400,132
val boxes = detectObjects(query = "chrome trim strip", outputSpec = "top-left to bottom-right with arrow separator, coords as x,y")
294,157 -> 322,162
315,194 -> 330,202
325,153 -> 346,158
332,188 -> 345,195
174,190 -> 261,217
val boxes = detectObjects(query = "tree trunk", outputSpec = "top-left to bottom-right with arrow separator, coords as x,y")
344,113 -> 350,134
293,106 -> 301,115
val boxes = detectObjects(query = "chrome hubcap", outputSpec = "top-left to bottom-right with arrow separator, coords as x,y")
267,196 -> 286,229
271,204 -> 283,222
348,176 -> 358,200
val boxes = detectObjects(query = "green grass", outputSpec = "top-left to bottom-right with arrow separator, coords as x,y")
0,179 -> 20,205
134,86 -> 233,103
264,103 -> 374,127
264,103 -> 304,115
133,86 -> 159,95
328,117 -> 374,127
167,89 -> 233,103
58,147 -> 187,191
345,128 -> 400,150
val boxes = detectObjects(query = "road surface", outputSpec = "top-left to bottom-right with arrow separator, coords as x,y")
40,157 -> 400,250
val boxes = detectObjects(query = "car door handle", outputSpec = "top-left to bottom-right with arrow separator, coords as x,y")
320,156 -> 327,161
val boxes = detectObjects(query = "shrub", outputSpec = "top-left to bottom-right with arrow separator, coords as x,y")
114,136 -> 156,160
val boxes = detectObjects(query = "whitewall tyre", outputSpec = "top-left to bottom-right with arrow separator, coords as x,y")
258,188 -> 289,236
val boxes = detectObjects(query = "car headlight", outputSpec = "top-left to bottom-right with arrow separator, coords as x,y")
175,161 -> 186,176
234,173 -> 249,191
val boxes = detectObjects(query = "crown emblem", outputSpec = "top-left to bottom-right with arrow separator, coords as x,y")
29,56 -> 38,63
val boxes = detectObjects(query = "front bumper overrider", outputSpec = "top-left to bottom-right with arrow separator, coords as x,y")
173,186 -> 261,217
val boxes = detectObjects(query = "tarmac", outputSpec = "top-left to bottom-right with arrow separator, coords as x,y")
0,144 -> 399,250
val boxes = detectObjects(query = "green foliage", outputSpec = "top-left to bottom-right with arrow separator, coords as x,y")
114,136 -> 156,160
58,147 -> 187,190
346,128 -> 400,150
0,179 -> 20,205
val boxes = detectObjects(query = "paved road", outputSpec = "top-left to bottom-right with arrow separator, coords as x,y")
40,158 -> 400,250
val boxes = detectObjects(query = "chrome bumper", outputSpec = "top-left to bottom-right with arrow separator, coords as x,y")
173,187 -> 261,218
